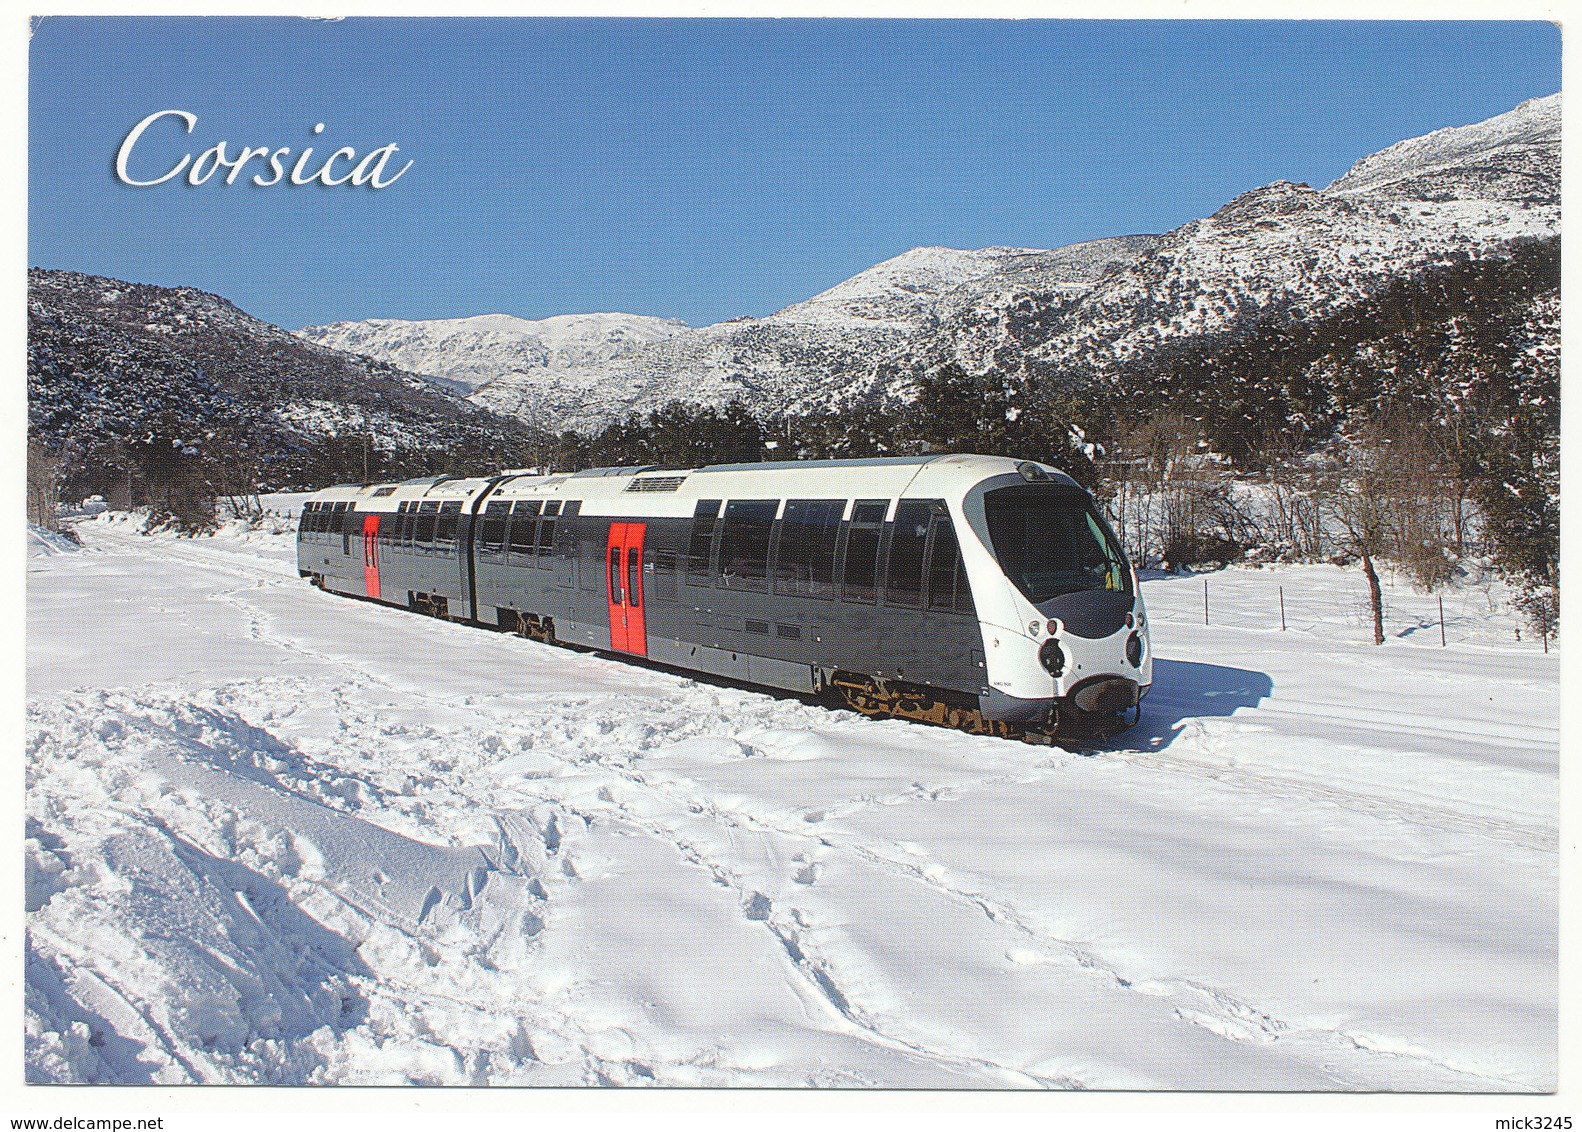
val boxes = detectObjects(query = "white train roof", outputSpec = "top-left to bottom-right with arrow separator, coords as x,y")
304,454 -> 1081,514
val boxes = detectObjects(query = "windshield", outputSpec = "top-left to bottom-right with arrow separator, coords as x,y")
982,484 -> 1131,603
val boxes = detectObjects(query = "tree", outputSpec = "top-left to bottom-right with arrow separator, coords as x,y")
1326,410 -> 1461,645
27,437 -> 70,532
1328,444 -> 1391,646
124,432 -> 218,535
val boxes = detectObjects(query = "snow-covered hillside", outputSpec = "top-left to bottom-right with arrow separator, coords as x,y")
1038,94 -> 1560,374
297,312 -> 691,395
303,95 -> 1558,438
27,271 -> 547,492
463,235 -> 1158,434
1327,94 -> 1561,198
26,517 -> 1557,1088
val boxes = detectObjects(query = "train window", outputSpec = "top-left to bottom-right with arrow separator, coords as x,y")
543,500 -> 563,517
775,499 -> 843,599
415,501 -> 439,551
884,500 -> 932,608
851,500 -> 888,525
718,500 -> 777,591
435,502 -> 461,549
561,500 -> 581,517
342,508 -> 360,556
479,500 -> 511,554
840,499 -> 888,604
983,484 -> 1132,602
686,499 -> 722,584
577,524 -> 606,591
508,501 -> 540,557
926,514 -> 975,615
626,548 -> 641,608
608,546 -> 622,605
535,513 -> 557,561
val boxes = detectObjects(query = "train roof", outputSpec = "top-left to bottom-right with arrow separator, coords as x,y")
303,453 -> 1081,511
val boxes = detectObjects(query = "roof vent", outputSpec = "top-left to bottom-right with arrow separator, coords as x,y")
1017,461 -> 1050,482
625,475 -> 688,493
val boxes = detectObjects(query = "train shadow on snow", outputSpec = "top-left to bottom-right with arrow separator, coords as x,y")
580,641 -> 1272,756
1088,658 -> 1274,754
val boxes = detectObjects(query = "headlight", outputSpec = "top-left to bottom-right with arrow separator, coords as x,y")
1038,638 -> 1065,677
1126,631 -> 1144,667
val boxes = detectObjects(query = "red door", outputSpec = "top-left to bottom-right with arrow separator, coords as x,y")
605,522 -> 647,656
362,514 -> 380,599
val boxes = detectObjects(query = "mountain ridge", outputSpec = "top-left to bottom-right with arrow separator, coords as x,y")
298,93 -> 1557,437
28,269 -> 548,497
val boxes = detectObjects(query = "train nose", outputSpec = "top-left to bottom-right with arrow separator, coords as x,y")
1070,675 -> 1141,714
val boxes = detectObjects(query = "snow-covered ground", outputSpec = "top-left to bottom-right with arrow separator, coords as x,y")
24,516 -> 1558,1089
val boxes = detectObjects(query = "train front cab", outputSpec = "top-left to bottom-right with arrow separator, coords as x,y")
956,466 -> 1152,736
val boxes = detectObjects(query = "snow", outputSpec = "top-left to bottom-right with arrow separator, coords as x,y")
24,517 -> 1558,1089
27,524 -> 80,557
296,312 -> 692,395
1327,94 -> 1561,197
767,246 -> 1053,331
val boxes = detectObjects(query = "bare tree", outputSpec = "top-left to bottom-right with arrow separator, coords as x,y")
27,437 -> 73,533
1327,410 -> 1461,645
1329,463 -> 1390,645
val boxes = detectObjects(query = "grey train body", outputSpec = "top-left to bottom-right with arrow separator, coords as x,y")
296,454 -> 1153,735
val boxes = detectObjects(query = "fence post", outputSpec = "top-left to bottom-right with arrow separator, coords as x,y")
1439,594 -> 1446,648
1203,578 -> 1209,626
1279,586 -> 1286,631
1540,602 -> 1549,654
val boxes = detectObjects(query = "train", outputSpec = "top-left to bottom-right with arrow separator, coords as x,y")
296,453 -> 1151,743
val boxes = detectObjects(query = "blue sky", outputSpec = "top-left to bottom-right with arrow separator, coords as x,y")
29,18 -> 1560,330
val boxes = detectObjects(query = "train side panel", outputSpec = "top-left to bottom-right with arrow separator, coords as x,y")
297,455 -> 1149,735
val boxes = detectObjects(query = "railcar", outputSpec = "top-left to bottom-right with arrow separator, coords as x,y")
296,454 -> 1150,742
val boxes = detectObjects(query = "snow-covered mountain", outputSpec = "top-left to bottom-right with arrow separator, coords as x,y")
466,236 -> 1159,433
294,93 -> 1558,437
297,312 -> 691,394
1327,93 -> 1560,199
1032,94 -> 1559,376
27,271 -> 547,493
